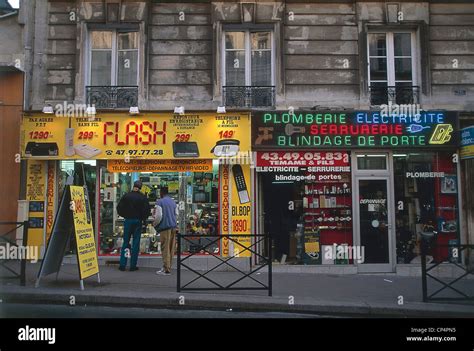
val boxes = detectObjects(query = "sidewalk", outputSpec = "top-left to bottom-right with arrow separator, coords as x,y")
1,262 -> 473,317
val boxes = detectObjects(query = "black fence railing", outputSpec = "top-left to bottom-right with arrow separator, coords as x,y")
0,221 -> 29,286
223,86 -> 275,108
86,85 -> 138,109
369,85 -> 420,106
421,240 -> 474,302
177,234 -> 272,296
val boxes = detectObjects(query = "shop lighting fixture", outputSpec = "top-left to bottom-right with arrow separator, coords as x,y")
174,106 -> 185,115
42,104 -> 54,114
86,106 -> 96,116
217,106 -> 226,114
393,154 -> 408,157
129,106 -> 139,115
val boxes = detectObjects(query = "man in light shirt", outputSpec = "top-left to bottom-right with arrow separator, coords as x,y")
154,187 -> 178,275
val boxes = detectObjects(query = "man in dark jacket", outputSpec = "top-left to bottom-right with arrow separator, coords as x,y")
117,180 -> 150,271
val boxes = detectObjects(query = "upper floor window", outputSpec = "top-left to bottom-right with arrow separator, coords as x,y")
89,31 -> 139,86
368,32 -> 419,105
87,30 -> 139,109
223,30 -> 275,108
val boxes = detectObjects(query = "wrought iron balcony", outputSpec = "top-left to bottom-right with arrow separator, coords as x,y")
86,86 -> 138,109
223,86 -> 275,108
369,85 -> 420,106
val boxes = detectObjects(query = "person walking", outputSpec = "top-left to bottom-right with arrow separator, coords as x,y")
116,180 -> 151,271
154,187 -> 178,275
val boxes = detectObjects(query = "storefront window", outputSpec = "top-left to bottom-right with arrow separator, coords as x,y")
260,151 -> 353,265
180,169 -> 219,255
98,164 -> 219,256
394,152 -> 459,264
58,160 -> 97,254
357,154 -> 388,170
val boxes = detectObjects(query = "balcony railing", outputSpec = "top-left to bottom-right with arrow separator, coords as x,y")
369,85 -> 420,106
86,86 -> 138,109
223,86 -> 275,108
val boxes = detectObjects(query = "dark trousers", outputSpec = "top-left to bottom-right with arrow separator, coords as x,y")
119,218 -> 142,269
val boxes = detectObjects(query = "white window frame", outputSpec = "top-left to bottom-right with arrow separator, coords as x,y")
222,30 -> 275,87
367,31 -> 418,89
87,30 -> 139,87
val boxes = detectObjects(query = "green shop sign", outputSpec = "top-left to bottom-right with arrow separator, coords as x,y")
252,111 -> 458,149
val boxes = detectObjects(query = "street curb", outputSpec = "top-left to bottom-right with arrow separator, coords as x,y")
2,288 -> 474,318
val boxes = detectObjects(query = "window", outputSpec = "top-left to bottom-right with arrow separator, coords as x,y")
356,154 -> 388,170
87,30 -> 139,108
223,30 -> 274,107
261,152 -> 353,265
89,31 -> 139,86
393,152 -> 459,264
368,32 -> 418,105
98,169 -> 220,256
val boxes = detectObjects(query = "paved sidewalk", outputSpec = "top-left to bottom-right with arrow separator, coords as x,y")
1,262 -> 473,317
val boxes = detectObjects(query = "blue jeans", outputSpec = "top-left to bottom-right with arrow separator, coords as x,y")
119,218 -> 142,269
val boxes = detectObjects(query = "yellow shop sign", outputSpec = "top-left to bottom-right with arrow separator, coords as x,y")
21,112 -> 250,160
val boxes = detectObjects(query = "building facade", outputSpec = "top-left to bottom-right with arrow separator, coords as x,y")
0,0 -> 23,225
15,0 -> 474,274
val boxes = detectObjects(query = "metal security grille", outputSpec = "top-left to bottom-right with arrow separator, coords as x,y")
177,234 -> 272,296
421,242 -> 474,302
86,86 -> 138,109
223,86 -> 275,108
0,221 -> 29,286
369,85 -> 420,105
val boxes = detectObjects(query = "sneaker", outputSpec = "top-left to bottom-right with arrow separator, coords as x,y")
130,267 -> 139,271
156,269 -> 171,276
118,266 -> 126,271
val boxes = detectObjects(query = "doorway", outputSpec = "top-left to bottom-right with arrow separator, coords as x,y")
261,173 -> 300,263
353,153 -> 395,272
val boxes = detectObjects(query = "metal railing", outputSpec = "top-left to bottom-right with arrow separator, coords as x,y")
86,85 -> 138,109
177,234 -> 272,296
223,86 -> 275,108
421,240 -> 474,302
0,221 -> 29,286
369,85 -> 420,106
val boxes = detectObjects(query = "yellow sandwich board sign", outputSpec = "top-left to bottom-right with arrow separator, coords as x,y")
36,185 -> 100,290
70,186 -> 99,280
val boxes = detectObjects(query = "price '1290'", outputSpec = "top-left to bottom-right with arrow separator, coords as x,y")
29,131 -> 49,139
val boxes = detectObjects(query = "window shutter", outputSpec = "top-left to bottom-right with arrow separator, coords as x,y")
419,22 -> 431,96
359,24 -> 369,97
